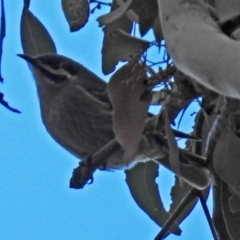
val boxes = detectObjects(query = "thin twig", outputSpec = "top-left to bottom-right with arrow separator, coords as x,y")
89,0 -> 111,6
0,0 -> 6,82
198,191 -> 218,240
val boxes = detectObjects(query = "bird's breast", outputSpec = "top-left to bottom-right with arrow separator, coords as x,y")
39,92 -> 115,159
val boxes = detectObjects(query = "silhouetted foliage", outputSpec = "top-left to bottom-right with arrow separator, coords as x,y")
3,0 -> 240,239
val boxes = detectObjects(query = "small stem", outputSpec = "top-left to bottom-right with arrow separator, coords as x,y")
89,0 -> 111,6
198,191 -> 218,240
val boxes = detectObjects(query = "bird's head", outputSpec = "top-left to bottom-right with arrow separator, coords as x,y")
17,53 -> 80,84
18,53 -> 110,107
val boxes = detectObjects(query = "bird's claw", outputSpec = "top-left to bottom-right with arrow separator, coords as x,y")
69,156 -> 95,189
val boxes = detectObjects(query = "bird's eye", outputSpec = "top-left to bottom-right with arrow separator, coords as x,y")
60,61 -> 78,75
45,59 -> 60,70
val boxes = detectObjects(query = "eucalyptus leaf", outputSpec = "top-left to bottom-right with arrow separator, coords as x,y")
130,0 -> 158,36
20,2 -> 56,56
125,9 -> 139,23
229,190 -> 240,213
221,181 -> 240,240
101,0 -> 133,75
97,0 -> 132,26
170,177 -> 196,220
214,128 -> 240,197
61,0 -> 89,32
212,174 -> 240,240
169,176 -> 210,226
107,63 -> 151,163
158,0 -> 240,99
215,0 -> 240,21
125,161 -> 181,236
231,27 -> 240,40
165,107 -> 180,177
152,16 -> 164,42
102,29 -> 149,74
157,150 -> 210,190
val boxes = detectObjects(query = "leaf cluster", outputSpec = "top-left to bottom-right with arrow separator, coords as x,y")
3,0 -> 240,239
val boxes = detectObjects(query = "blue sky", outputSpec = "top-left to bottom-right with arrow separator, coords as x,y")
0,1 -> 213,239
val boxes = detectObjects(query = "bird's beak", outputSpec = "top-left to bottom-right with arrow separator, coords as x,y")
17,54 -> 39,68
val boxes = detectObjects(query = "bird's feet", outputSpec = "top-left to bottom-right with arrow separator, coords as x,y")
69,154 -> 95,189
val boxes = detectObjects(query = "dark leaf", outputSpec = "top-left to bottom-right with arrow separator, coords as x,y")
229,190 -> 240,213
101,0 -> 133,75
214,128 -> 240,197
156,148 -> 210,190
20,2 -> 56,56
215,0 -> 240,21
232,27 -> 240,40
212,174 -> 240,240
125,161 -> 181,235
158,0 -> 240,99
102,29 -> 149,74
170,176 -> 194,213
108,63 -> 150,163
152,16 -> 164,42
200,112 -> 216,157
169,176 -> 210,226
0,92 -> 21,113
130,0 -> 158,36
165,107 -> 180,177
61,0 -> 89,32
0,0 -> 5,82
97,0 -> 132,26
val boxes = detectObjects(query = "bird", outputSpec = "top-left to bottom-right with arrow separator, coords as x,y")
18,53 -> 166,167
18,53 -> 210,189
18,53 -> 117,164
